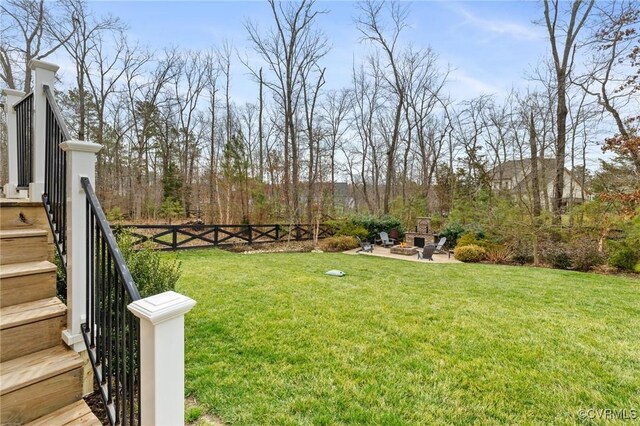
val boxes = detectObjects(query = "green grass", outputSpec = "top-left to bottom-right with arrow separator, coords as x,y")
175,249 -> 640,425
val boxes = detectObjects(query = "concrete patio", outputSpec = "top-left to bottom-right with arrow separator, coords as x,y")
344,246 -> 460,263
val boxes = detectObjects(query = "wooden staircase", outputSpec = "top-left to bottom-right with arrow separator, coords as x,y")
0,199 -> 101,425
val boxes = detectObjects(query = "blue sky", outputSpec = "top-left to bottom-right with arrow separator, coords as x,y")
82,1 -> 549,103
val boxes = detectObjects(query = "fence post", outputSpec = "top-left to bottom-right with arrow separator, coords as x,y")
128,291 -> 196,426
29,59 -> 58,202
172,226 -> 178,249
275,225 -> 280,241
2,88 -> 28,198
60,140 -> 102,352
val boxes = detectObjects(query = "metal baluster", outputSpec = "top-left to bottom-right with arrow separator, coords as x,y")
115,272 -> 121,425
107,252 -> 113,404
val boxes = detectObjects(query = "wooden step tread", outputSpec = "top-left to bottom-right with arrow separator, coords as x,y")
25,399 -> 101,426
0,297 -> 66,330
0,260 -> 57,279
0,199 -> 43,208
0,228 -> 48,239
0,346 -> 82,395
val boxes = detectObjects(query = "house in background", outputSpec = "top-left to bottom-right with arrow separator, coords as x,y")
491,158 -> 589,208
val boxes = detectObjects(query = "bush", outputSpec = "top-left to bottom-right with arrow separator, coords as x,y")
456,232 -> 491,249
568,237 -> 606,272
318,236 -> 359,252
106,206 -> 124,222
327,215 -> 405,242
453,244 -> 487,262
333,223 -> 369,240
118,231 -> 181,297
485,244 -> 514,264
542,245 -> 572,270
439,223 -> 466,249
609,246 -> 639,271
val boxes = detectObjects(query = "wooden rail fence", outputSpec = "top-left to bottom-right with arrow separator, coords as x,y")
119,223 -> 334,251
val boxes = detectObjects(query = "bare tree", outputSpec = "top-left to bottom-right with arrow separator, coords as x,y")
322,88 -> 352,213
355,0 -> 409,214
543,0 -> 595,223
578,0 -> 640,171
245,0 -> 329,221
1,0 -> 74,90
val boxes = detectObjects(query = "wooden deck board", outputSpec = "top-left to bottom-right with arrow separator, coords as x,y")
25,399 -> 101,426
0,260 -> 57,279
0,346 -> 83,395
0,228 -> 48,238
0,297 -> 65,330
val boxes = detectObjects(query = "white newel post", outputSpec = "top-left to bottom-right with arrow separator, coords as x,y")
1,88 -> 27,198
128,291 -> 196,426
29,59 -> 59,202
60,140 -> 102,352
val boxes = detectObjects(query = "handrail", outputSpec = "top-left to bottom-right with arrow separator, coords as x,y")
82,176 -> 142,425
43,85 -> 72,140
82,177 -> 141,300
41,85 -> 68,272
12,90 -> 33,109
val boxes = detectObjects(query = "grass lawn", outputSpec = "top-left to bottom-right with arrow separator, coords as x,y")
175,249 -> 640,425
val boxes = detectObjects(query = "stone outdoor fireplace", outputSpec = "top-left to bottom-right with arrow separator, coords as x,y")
405,217 -> 433,248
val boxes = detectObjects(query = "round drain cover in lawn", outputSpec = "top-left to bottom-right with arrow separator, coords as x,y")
325,269 -> 346,277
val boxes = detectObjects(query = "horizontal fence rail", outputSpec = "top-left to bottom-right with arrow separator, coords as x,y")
42,84 -> 70,271
119,223 -> 334,250
14,92 -> 33,189
82,177 -> 142,426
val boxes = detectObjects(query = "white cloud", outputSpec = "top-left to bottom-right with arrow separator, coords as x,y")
449,68 -> 503,98
452,5 -> 543,42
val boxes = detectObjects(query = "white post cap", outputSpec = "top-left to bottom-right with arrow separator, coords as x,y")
28,59 -> 60,72
60,139 -> 103,153
128,291 -> 196,325
2,88 -> 26,97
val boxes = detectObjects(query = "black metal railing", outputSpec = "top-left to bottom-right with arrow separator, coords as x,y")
82,177 -> 141,426
42,84 -> 70,269
14,92 -> 33,189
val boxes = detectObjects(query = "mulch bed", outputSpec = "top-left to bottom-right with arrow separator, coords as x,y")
84,386 -> 109,425
222,240 -> 316,254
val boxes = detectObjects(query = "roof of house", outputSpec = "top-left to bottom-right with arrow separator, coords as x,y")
492,158 -> 587,194
490,158 -> 558,181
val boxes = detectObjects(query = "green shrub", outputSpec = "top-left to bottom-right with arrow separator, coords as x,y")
118,231 -> 181,297
440,223 -> 466,248
319,236 -> 359,252
542,245 -> 572,270
334,223 -> 369,240
568,237 -> 606,272
328,215 -> 405,242
106,206 -> 124,222
456,232 -> 491,249
609,246 -> 639,271
512,252 -> 534,265
453,244 -> 487,262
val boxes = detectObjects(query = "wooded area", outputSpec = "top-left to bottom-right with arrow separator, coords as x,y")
1,0 -> 638,235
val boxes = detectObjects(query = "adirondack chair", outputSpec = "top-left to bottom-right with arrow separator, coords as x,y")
356,236 -> 374,253
417,244 -> 435,261
433,237 -> 447,253
379,231 -> 395,247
